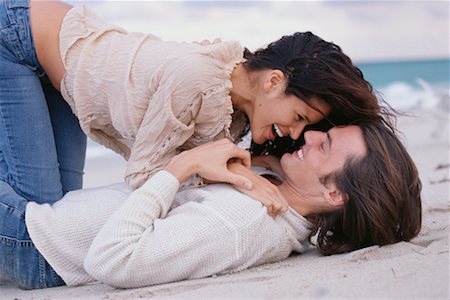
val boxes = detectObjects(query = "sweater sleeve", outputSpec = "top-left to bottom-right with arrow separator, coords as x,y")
84,172 -> 255,288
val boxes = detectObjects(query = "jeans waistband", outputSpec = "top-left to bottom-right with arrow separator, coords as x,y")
0,0 -> 43,75
1,0 -> 30,26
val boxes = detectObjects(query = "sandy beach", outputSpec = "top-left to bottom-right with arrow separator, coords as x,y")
1,108 -> 449,299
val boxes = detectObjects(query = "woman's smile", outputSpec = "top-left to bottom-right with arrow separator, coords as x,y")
273,124 -> 284,137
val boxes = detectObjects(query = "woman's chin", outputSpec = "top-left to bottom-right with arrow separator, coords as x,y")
253,137 -> 266,145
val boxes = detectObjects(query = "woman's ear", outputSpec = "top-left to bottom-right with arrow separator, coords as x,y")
323,186 -> 348,208
263,70 -> 286,93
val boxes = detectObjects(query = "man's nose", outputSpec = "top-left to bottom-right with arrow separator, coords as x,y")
304,130 -> 323,145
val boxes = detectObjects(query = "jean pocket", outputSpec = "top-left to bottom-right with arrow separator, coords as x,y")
0,25 -> 25,63
0,1 -> 37,70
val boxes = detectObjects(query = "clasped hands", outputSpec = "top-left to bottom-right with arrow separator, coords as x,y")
165,139 -> 289,217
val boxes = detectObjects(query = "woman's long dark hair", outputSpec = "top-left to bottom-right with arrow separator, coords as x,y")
243,32 -> 396,156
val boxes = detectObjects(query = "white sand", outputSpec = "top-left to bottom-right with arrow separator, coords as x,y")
1,109 -> 449,299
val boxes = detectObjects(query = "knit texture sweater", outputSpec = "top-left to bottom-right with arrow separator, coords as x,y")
59,6 -> 247,189
25,171 -> 313,288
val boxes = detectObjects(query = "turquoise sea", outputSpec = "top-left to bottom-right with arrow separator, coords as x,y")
357,59 -> 450,111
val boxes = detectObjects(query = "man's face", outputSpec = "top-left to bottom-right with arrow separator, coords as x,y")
280,125 -> 366,196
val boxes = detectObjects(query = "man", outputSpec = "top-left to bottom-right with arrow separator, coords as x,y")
0,123 -> 421,289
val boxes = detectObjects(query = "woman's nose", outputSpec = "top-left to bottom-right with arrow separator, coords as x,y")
289,123 -> 305,140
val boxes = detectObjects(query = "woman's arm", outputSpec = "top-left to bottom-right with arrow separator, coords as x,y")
124,54 -> 241,190
228,161 -> 288,217
165,139 -> 252,188
30,0 -> 72,90
251,155 -> 286,178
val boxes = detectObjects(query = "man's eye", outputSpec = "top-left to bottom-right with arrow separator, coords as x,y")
297,114 -> 304,121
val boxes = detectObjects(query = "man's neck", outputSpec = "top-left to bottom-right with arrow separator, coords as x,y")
261,174 -> 283,186
278,182 -> 324,218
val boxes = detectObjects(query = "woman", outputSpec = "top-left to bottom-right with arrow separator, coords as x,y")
0,0 -> 386,203
0,122 -> 422,289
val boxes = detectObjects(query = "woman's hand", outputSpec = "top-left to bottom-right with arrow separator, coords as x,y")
252,155 -> 286,179
228,162 -> 289,217
164,139 -> 253,190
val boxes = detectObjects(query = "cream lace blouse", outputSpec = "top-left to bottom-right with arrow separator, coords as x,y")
59,6 -> 246,189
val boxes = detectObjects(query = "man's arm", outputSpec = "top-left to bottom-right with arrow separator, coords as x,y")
84,140 -> 256,287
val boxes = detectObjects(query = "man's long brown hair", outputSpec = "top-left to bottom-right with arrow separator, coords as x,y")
311,121 -> 422,255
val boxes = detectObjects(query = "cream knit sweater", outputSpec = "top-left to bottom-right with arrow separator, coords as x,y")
26,171 -> 313,288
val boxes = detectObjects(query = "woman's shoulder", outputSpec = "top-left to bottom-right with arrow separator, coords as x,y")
198,40 -> 244,64
160,41 -> 244,80
158,42 -> 243,124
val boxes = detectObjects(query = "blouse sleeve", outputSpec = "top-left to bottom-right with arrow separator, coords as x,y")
124,88 -> 195,189
124,55 -> 211,190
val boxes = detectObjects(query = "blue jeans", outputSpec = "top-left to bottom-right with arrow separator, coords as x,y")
0,0 -> 86,204
0,181 -> 65,289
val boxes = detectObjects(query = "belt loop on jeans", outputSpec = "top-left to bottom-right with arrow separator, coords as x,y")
6,0 -> 30,9
4,0 -> 30,25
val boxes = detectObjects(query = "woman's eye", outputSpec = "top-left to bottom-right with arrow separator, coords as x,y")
297,114 -> 304,121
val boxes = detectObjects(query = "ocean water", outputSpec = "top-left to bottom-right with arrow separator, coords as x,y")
357,58 -> 450,112
86,58 -> 450,159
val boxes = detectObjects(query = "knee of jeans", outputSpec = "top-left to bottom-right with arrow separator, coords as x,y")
0,152 -> 63,203
0,181 -> 28,232
0,155 -> 63,203
20,186 -> 63,205
7,174 -> 63,204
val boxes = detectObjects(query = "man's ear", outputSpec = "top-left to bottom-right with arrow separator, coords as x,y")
323,186 -> 348,207
263,70 -> 285,93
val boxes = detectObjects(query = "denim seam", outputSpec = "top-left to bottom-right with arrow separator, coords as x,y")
0,197 -> 25,217
1,2 -> 24,63
0,103 -> 19,188
38,252 -> 46,288
1,0 -> 40,72
0,235 -> 32,245
0,0 -> 10,29
5,1 -> 17,25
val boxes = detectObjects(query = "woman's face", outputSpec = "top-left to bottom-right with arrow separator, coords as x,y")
249,93 -> 331,144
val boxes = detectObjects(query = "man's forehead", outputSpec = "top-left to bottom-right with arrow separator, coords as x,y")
329,125 -> 361,137
329,125 -> 364,155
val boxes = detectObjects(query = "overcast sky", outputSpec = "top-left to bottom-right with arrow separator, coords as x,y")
67,0 -> 449,63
